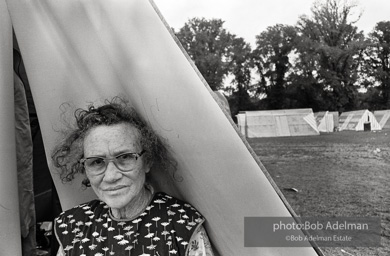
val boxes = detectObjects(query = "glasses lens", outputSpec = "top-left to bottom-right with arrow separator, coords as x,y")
83,152 -> 142,174
116,153 -> 138,170
84,157 -> 106,173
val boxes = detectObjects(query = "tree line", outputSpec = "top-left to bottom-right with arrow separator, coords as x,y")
173,0 -> 390,118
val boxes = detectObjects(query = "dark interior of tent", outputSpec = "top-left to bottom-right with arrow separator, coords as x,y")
13,34 -> 61,255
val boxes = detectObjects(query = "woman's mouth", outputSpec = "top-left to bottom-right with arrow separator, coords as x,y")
104,185 -> 127,191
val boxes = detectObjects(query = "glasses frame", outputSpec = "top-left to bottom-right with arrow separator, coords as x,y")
80,150 -> 146,174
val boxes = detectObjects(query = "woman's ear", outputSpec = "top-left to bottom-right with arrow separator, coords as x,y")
145,160 -> 154,174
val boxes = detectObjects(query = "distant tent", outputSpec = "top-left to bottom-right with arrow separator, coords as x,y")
237,109 -> 319,138
236,113 -> 246,136
314,111 -> 334,132
328,111 -> 339,130
339,110 -> 381,131
374,110 -> 390,129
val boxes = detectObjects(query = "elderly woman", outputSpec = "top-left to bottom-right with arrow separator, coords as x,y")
52,100 -> 214,256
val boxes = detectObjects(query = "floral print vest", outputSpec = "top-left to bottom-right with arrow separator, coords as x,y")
55,192 -> 205,256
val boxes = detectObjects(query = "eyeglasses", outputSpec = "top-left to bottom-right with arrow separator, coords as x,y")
80,150 -> 146,175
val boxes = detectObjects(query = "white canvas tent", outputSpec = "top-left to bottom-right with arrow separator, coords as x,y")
339,110 -> 381,131
328,111 -> 339,130
239,109 -> 320,138
236,113 -> 246,136
314,111 -> 334,132
374,110 -> 390,129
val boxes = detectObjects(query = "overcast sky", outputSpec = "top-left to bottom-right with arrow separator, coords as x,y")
153,0 -> 390,47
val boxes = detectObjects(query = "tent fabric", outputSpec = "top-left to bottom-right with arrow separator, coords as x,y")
0,2 -> 22,254
14,72 -> 37,255
14,38 -> 60,225
303,113 -> 319,134
211,91 -> 231,115
339,110 -> 382,131
374,110 -> 390,129
314,111 -> 334,132
236,112 -> 246,136
328,111 -> 339,130
5,0 -> 319,255
241,109 -> 320,138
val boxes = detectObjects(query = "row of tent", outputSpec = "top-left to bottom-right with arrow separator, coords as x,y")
236,109 -> 390,138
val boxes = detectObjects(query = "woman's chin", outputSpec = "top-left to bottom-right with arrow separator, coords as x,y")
105,200 -> 129,212
104,196 -> 129,209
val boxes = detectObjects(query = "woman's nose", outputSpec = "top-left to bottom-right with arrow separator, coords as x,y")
102,161 -> 122,182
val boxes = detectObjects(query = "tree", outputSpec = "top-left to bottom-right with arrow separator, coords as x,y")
227,36 -> 256,115
175,18 -> 235,90
229,37 -> 252,89
176,18 -> 256,116
296,0 -> 366,111
357,87 -> 384,110
252,24 -> 298,109
363,21 -> 390,108
287,25 -> 331,111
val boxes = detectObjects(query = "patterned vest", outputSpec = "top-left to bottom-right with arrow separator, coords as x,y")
55,192 -> 204,256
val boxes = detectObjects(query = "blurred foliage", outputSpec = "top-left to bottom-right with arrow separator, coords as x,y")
175,18 -> 234,91
174,0 -> 390,118
362,21 -> 390,109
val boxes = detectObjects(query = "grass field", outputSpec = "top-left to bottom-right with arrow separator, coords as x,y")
247,130 -> 390,256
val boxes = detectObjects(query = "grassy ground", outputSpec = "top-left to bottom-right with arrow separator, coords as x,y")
247,130 -> 390,256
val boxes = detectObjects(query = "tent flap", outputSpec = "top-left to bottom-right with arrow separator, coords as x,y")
6,0 -> 319,255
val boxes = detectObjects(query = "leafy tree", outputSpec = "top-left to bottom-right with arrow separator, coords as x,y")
252,24 -> 298,109
175,18 -> 235,90
363,21 -> 390,108
227,37 -> 256,115
176,18 -> 256,116
229,37 -> 252,88
357,87 -> 384,110
287,29 -> 330,111
296,0 -> 366,111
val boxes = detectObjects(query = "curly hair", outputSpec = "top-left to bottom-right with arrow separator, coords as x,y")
51,98 -> 175,184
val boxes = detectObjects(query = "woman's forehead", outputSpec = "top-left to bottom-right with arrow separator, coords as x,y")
88,122 -> 140,136
84,123 -> 142,151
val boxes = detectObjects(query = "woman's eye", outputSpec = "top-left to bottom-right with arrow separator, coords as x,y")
90,158 -> 105,166
118,153 -> 134,160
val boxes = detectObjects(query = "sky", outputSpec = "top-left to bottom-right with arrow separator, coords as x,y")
153,0 -> 390,47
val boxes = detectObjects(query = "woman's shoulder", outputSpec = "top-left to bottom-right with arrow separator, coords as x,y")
152,192 -> 196,208
55,199 -> 105,222
151,192 -> 205,221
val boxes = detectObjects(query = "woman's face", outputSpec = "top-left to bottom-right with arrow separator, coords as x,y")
83,123 -> 150,211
